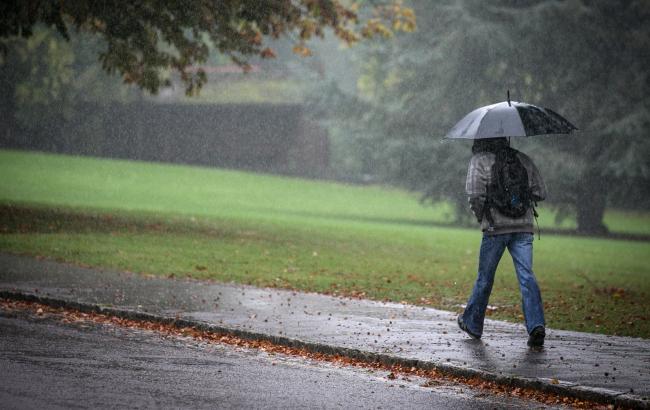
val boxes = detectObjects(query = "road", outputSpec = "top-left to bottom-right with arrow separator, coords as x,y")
0,310 -> 563,409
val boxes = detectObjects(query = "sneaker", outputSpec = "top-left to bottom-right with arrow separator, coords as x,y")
527,326 -> 545,347
457,315 -> 481,339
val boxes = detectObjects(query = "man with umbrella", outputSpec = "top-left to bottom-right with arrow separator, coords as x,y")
447,92 -> 577,348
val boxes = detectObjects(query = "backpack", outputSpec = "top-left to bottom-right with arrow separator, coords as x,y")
486,147 -> 533,220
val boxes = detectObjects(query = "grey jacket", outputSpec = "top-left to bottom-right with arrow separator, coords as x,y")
465,150 -> 546,235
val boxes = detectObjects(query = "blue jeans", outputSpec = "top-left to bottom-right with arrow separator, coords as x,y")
461,232 -> 545,336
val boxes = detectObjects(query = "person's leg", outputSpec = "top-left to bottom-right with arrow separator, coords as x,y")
507,233 -> 545,334
461,234 -> 507,337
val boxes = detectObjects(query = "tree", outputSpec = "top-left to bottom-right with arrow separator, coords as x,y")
0,26 -> 138,154
321,0 -> 650,233
0,0 -> 415,95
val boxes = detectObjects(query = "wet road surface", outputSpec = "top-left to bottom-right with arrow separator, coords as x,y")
0,310 -> 562,409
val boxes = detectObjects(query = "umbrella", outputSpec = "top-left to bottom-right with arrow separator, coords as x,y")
445,91 -> 578,139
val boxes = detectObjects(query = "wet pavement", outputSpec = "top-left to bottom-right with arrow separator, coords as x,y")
0,310 -> 562,409
1,253 -> 649,406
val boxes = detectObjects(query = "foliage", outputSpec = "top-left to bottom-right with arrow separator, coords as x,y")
0,26 -> 138,154
318,0 -> 650,232
6,29 -> 134,116
0,0 -> 416,95
3,28 -> 75,136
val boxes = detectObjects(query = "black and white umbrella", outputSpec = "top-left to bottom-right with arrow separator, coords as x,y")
445,92 -> 578,139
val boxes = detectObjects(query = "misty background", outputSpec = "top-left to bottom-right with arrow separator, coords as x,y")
1,0 -> 648,235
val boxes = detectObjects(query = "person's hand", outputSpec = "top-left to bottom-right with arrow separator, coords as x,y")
469,197 -> 485,223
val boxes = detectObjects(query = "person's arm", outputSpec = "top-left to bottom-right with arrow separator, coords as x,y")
466,154 -> 489,222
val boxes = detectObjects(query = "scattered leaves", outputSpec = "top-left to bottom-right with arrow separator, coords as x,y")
0,298 -> 616,409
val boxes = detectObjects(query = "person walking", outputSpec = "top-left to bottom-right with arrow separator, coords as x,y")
457,137 -> 547,347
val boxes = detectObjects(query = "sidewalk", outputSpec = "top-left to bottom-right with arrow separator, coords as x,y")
1,253 -> 648,408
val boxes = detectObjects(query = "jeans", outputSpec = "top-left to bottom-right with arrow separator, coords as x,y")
461,232 -> 545,336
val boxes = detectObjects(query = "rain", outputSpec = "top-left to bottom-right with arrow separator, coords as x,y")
0,1 -> 649,408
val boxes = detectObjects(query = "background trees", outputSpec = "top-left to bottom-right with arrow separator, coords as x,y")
320,0 -> 650,233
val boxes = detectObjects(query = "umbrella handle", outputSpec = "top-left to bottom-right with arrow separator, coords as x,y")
507,90 -> 511,106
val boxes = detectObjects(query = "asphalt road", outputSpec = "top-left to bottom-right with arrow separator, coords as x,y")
0,311 -> 562,409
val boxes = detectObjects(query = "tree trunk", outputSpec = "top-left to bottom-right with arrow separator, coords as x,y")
575,169 -> 609,235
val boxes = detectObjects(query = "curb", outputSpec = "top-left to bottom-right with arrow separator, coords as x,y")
1,290 -> 647,409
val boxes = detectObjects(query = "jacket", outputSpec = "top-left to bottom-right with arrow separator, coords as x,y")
465,149 -> 546,235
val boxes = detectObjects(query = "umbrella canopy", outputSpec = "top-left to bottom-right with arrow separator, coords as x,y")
445,99 -> 578,140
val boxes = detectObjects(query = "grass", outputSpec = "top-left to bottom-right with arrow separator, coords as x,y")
1,149 -> 649,338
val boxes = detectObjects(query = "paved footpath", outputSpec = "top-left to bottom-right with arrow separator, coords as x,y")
1,253 -> 648,408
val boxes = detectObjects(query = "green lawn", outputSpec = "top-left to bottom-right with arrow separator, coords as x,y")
1,149 -> 649,338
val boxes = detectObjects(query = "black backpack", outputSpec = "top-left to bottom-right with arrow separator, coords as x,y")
486,147 -> 534,220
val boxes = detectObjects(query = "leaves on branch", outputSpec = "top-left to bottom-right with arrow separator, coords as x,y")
0,0 -> 416,95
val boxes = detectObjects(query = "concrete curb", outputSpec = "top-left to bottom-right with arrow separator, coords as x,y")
1,290 -> 647,409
